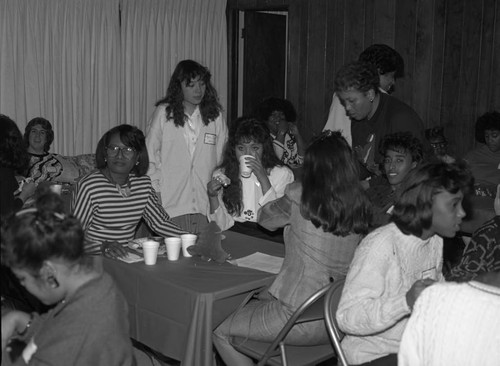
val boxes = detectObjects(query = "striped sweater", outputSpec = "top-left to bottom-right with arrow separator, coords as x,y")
71,170 -> 185,254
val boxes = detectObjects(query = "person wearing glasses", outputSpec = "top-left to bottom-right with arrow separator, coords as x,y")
71,124 -> 186,257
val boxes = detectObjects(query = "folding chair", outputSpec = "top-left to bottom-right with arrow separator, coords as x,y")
324,279 -> 349,366
231,283 -> 336,366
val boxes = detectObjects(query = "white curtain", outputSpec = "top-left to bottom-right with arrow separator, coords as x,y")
0,0 -> 121,155
120,0 -> 228,132
0,0 -> 227,155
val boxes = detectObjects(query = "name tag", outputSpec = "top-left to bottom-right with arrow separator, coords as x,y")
421,267 -> 437,280
204,133 -> 216,145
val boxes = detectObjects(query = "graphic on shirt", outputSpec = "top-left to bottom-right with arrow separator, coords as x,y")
243,209 -> 254,221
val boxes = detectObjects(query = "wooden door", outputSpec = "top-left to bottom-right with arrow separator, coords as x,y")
242,11 -> 287,116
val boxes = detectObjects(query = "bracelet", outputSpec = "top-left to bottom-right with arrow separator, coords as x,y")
18,313 -> 34,336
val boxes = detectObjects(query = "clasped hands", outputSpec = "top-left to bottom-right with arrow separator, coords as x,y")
102,240 -> 128,259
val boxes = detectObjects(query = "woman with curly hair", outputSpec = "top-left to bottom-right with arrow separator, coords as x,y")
213,131 -> 371,365
464,111 -> 500,189
145,60 -> 227,233
0,115 -> 35,218
254,97 -> 305,168
334,60 -> 424,179
207,117 -> 293,233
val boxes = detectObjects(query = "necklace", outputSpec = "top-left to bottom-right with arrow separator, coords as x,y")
102,169 -> 131,198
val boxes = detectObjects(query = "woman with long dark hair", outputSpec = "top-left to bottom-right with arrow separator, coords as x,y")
146,60 -> 227,233
207,117 -> 294,232
213,131 -> 372,365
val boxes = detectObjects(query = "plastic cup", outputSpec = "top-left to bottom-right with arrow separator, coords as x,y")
49,184 -> 63,195
142,240 -> 160,265
239,155 -> 253,178
181,234 -> 197,257
165,237 -> 181,261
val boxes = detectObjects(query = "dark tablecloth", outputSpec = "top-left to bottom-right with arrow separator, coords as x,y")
103,231 -> 285,366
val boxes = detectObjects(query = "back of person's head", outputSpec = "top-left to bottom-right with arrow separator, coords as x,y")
379,132 -> 423,163
157,59 -> 222,126
1,192 -> 84,275
24,117 -> 54,152
253,97 -> 297,123
359,44 -> 405,78
0,114 -> 30,174
334,60 -> 380,94
95,124 -> 149,176
391,161 -> 474,237
474,111 -> 500,143
219,117 -> 281,216
301,130 -> 372,235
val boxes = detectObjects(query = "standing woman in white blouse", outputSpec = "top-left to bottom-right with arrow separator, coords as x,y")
145,60 -> 228,233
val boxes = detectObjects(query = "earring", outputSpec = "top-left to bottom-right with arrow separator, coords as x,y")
370,98 -> 374,103
48,275 -> 59,288
135,161 -> 139,166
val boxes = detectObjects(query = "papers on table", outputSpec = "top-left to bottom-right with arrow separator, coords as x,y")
117,252 -> 143,263
231,252 -> 284,274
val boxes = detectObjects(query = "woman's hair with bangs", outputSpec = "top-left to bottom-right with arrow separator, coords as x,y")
391,161 -> 474,237
218,117 -> 282,216
156,59 -> 223,127
1,192 -> 85,274
24,117 -> 55,153
95,124 -> 149,176
334,60 -> 380,94
300,130 -> 372,235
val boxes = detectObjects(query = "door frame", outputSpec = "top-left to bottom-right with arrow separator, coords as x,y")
226,0 -> 290,125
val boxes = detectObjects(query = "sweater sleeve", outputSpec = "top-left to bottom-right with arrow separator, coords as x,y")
337,231 -> 411,335
145,105 -> 166,192
215,114 -> 228,166
397,289 -> 428,366
143,185 -> 187,236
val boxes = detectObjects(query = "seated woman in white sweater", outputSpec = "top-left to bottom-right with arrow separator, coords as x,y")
207,117 -> 294,233
336,161 -> 474,366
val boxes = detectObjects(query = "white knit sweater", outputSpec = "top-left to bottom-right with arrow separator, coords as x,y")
398,280 -> 500,366
336,223 -> 444,365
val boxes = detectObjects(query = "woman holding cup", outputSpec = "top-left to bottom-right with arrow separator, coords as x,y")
207,117 -> 294,232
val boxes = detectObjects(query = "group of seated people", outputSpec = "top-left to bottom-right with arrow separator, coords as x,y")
1,53 -> 499,366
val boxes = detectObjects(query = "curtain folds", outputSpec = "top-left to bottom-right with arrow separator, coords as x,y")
0,0 -> 227,156
120,0 -> 227,132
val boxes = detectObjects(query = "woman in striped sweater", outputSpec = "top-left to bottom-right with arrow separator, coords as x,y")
71,124 -> 186,258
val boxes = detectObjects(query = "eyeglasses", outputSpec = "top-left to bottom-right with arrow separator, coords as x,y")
105,145 -> 136,159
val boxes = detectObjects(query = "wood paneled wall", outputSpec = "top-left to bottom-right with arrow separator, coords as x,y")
228,0 -> 500,158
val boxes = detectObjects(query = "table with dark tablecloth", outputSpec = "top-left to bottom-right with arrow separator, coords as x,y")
103,231 -> 285,366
